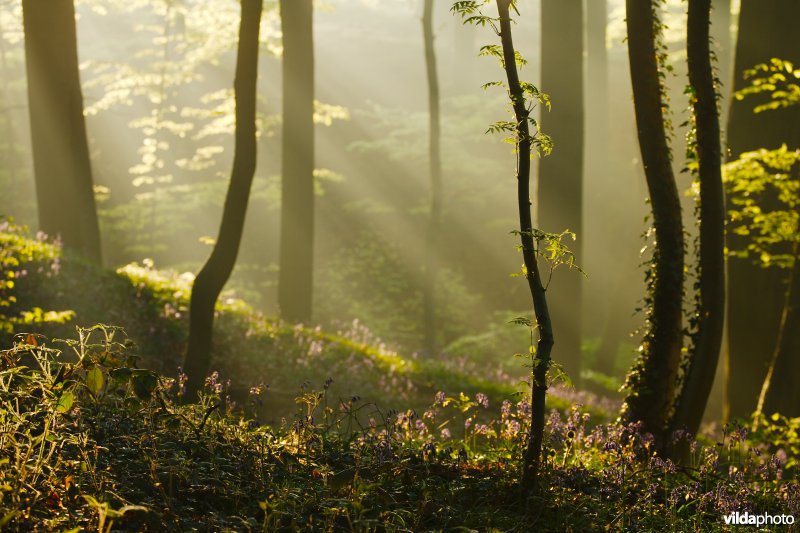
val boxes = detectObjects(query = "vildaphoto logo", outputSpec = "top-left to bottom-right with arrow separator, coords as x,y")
723,512 -> 795,526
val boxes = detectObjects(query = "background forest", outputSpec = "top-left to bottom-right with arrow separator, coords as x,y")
1,0 -> 799,530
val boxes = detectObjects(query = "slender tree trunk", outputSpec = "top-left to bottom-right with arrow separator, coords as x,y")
757,241 -> 800,418
538,0 -> 584,382
183,0 -> 262,398
0,21 -> 20,212
495,0 -> 554,488
278,0 -> 315,324
22,0 -> 102,263
422,0 -> 442,355
670,0 -> 726,438
724,0 -> 800,420
621,0 -> 684,441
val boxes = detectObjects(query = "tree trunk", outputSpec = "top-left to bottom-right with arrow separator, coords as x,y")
278,0 -> 315,324
724,0 -> 800,420
183,0 -> 262,398
757,242 -> 800,418
670,0 -> 726,438
621,0 -> 684,441
422,0 -> 442,355
495,0 -> 554,488
538,0 -> 584,382
22,0 -> 102,263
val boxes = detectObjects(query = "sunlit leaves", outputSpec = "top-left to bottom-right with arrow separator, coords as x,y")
313,101 -> 350,126
510,228 -> 585,287
737,58 -> 800,113
724,145 -> 800,269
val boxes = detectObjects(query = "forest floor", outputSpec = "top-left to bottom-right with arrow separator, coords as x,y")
1,223 -> 798,531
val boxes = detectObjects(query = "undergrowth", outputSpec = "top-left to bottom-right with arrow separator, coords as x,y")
0,327 -> 797,531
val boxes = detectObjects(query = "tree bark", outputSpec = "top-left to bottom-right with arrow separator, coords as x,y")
422,0 -> 442,355
22,0 -> 102,263
183,0 -> 262,398
495,0 -> 554,488
278,0 -> 315,324
670,0 -> 726,438
538,0 -> 584,382
724,0 -> 800,420
621,0 -> 684,441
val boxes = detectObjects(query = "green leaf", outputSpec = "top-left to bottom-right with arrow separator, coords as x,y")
110,367 -> 133,385
132,373 -> 158,400
56,391 -> 75,413
86,366 -> 105,398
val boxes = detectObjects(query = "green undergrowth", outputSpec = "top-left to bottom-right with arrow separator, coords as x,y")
1,328 -> 797,531
0,222 -> 610,422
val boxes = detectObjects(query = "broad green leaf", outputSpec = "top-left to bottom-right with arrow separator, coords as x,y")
86,366 -> 105,398
56,391 -> 75,413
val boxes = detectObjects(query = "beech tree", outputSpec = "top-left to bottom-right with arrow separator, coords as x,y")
278,0 -> 315,324
621,0 -> 685,441
22,0 -> 102,262
670,0 -> 726,438
183,0 -> 263,397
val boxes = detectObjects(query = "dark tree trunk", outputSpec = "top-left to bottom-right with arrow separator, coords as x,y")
278,0 -> 315,324
670,0 -> 726,438
422,0 -> 442,355
183,0 -> 262,398
724,0 -> 800,420
538,0 -> 584,382
495,0 -> 554,488
22,0 -> 102,263
621,0 -> 684,441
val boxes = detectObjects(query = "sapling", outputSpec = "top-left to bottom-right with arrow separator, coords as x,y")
452,0 -> 580,487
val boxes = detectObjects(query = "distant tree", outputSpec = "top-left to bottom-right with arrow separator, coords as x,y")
621,0 -> 685,441
422,0 -> 443,354
538,0 -> 584,381
22,0 -> 102,262
585,0 -> 621,377
670,0 -> 726,438
278,0 -> 315,324
183,0 -> 263,398
711,0 -> 731,124
724,0 -> 800,420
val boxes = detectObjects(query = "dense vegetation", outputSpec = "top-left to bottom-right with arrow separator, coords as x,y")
1,221 -> 798,531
